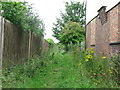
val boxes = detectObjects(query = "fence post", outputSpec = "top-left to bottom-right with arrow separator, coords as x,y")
0,16 -> 4,88
28,31 -> 31,58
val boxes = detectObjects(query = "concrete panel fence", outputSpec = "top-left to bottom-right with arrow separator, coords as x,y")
0,16 -> 49,68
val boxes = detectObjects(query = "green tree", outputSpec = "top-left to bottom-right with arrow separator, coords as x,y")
59,21 -> 85,51
1,1 -> 45,36
46,38 -> 54,47
52,1 -> 85,40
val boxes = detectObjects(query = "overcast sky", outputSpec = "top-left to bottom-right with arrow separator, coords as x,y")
20,0 -> 84,43
20,0 -> 120,43
86,0 -> 120,23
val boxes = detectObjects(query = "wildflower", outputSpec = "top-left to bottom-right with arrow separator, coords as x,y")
102,56 -> 106,59
108,70 -> 112,74
90,48 -> 94,51
85,59 -> 89,62
86,55 -> 93,59
78,63 -> 82,66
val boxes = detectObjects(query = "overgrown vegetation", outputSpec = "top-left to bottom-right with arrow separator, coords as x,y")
52,1 -> 85,49
0,1 -> 45,36
46,38 -> 54,48
2,45 -> 120,88
1,0 -> 120,88
59,21 -> 85,51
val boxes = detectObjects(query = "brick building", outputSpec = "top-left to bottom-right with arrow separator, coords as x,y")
86,2 -> 120,56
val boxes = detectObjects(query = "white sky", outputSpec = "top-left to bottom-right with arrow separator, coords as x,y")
86,0 -> 120,23
20,0 -> 120,43
20,0 -> 84,43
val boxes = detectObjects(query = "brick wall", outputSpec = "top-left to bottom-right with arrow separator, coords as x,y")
110,5 -> 119,43
86,22 -> 91,49
90,19 -> 96,45
86,2 -> 120,56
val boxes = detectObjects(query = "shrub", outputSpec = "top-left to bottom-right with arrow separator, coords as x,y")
76,48 -> 118,87
1,1 -> 45,36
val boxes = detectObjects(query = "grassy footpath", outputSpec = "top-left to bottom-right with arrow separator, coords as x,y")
2,47 -> 120,88
3,53 -> 86,88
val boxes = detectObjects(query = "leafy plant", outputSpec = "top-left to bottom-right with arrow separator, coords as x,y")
59,21 -> 85,51
46,38 -> 54,47
1,1 -> 45,36
2,47 -> 119,88
52,1 -> 86,40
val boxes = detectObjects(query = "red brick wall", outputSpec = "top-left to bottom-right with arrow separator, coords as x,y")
118,4 -> 120,42
95,14 -> 110,56
90,19 -> 96,45
86,2 -> 120,56
109,5 -> 119,43
86,22 -> 91,49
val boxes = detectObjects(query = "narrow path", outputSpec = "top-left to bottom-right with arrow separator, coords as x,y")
12,53 -> 86,88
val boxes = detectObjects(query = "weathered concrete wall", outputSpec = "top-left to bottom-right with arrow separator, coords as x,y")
40,38 -> 49,56
0,16 -> 4,70
86,2 -> 120,56
3,19 -> 30,66
0,16 -> 49,67
30,33 -> 42,57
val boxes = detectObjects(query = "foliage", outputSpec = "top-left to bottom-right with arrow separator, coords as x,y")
110,50 -> 120,85
52,1 -> 85,40
59,21 -> 85,51
0,1 -> 45,36
46,38 -> 54,47
2,57 -> 47,87
57,43 -> 65,53
2,47 -> 119,88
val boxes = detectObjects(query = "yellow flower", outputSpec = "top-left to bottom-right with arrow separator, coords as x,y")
108,70 -> 112,74
90,48 -> 94,50
85,59 -> 89,62
78,63 -> 82,66
86,55 -> 93,59
102,56 -> 106,59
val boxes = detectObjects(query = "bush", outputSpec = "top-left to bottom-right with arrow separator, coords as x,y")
2,46 -> 119,88
74,48 -> 118,87
2,57 -> 47,87
1,1 -> 45,36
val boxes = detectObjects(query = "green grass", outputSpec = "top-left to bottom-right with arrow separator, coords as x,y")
2,47 -> 120,88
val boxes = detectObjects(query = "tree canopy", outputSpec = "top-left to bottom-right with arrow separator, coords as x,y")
52,1 -> 86,51
59,21 -> 85,51
46,38 -> 54,47
52,1 -> 86,40
0,1 -> 45,36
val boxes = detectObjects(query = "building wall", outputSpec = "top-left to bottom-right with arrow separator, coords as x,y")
86,22 -> 91,49
86,2 -> 120,56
